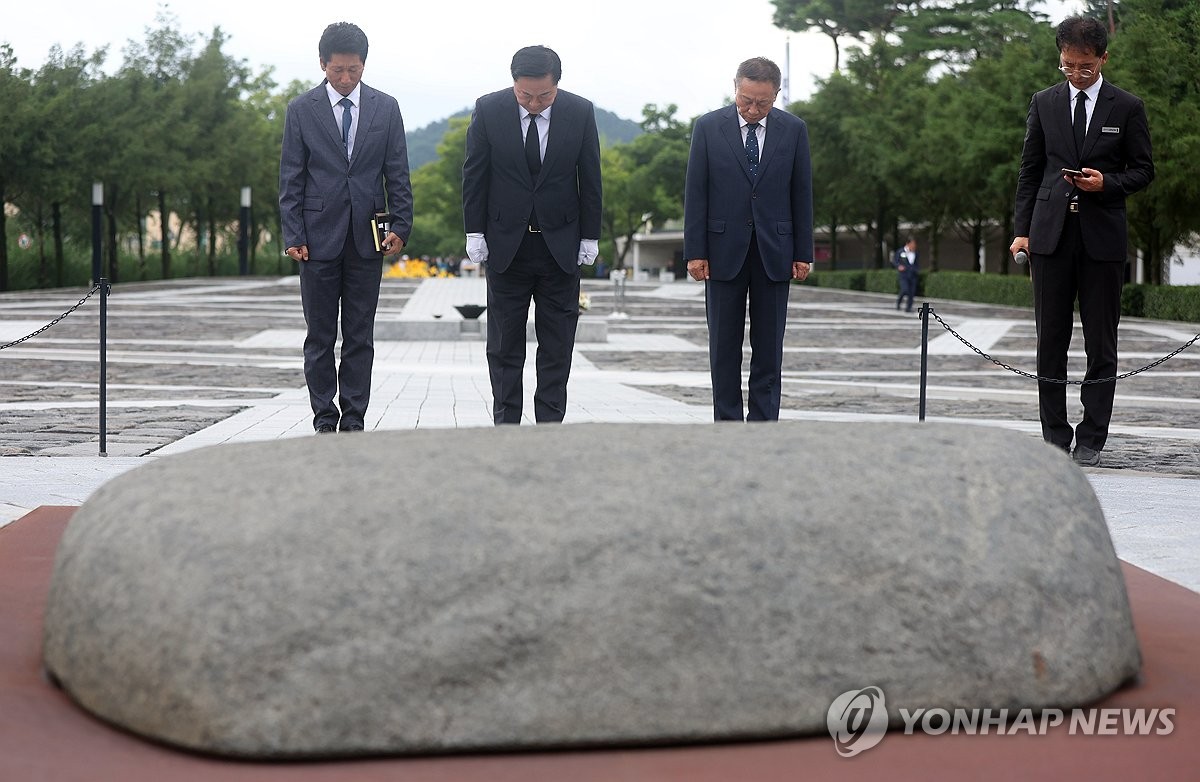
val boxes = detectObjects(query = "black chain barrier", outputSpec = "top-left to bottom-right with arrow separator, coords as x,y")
0,283 -> 103,351
924,304 -> 1200,386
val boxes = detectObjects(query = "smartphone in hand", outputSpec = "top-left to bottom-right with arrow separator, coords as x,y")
1061,168 -> 1085,177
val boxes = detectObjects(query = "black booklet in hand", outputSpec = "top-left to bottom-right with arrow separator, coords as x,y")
371,212 -> 391,253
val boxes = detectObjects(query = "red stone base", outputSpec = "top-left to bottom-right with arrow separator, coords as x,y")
3,506 -> 1196,780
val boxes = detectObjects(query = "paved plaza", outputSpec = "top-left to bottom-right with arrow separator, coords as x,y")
1,275 -> 1198,591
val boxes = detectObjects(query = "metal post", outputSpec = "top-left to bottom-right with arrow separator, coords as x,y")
919,302 -> 930,422
91,183 -> 103,284
238,186 -> 251,275
99,277 -> 109,456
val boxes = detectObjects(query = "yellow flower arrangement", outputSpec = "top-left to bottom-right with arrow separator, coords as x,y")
383,258 -> 454,279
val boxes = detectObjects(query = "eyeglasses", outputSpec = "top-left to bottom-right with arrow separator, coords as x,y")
1058,64 -> 1097,78
735,93 -> 776,110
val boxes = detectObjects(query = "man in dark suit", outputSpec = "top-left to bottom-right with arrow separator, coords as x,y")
1011,16 -> 1154,467
279,22 -> 412,433
684,57 -> 814,421
892,237 -> 919,313
462,45 -> 603,425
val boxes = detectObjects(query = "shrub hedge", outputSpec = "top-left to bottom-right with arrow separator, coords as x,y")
802,270 -> 1200,323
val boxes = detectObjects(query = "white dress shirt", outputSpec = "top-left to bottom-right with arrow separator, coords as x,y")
1069,75 -> 1103,135
326,82 -> 361,160
738,113 -> 766,155
521,104 -> 551,162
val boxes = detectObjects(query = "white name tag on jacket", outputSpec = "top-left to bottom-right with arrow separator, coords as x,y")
1102,126 -> 1120,134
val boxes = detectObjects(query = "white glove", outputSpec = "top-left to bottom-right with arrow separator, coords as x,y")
577,238 -> 599,266
466,233 -> 489,264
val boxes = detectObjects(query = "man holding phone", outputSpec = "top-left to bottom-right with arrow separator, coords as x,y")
1009,15 -> 1154,467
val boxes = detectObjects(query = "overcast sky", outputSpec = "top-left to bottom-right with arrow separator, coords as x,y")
5,0 -> 1080,130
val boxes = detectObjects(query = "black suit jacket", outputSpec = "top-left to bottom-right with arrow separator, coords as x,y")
462,88 -> 602,274
1014,79 -> 1153,261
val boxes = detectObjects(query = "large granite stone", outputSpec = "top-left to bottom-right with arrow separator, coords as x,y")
42,422 -> 1140,758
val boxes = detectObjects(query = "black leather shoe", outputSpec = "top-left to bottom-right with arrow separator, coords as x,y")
316,424 -> 337,434
1072,445 -> 1101,467
339,424 -> 364,432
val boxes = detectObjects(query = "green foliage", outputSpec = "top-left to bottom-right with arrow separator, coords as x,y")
406,117 -> 470,258
923,271 -> 1033,307
600,104 -> 690,267
802,269 -> 1035,308
1142,285 -> 1200,323
1121,283 -> 1147,317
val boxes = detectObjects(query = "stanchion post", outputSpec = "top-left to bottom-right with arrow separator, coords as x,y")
91,183 -> 103,285
238,186 -> 251,276
99,277 -> 109,456
919,302 -> 930,422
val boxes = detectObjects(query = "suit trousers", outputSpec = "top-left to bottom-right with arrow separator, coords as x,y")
485,230 -> 580,424
298,227 -> 382,430
897,274 -> 917,311
705,233 -> 791,421
1030,213 -> 1125,451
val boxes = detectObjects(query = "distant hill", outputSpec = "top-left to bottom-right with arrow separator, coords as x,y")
405,106 -> 642,169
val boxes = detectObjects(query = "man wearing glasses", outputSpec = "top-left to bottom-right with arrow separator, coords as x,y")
1010,16 -> 1154,467
684,57 -> 814,421
462,45 -> 602,425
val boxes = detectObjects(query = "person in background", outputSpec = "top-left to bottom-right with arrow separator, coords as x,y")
892,236 -> 919,313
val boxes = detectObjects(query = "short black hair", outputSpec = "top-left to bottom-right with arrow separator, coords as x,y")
511,45 -> 562,84
735,57 -> 782,91
319,22 -> 369,64
1056,16 -> 1107,57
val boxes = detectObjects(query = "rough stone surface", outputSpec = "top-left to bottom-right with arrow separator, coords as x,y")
42,421 -> 1140,758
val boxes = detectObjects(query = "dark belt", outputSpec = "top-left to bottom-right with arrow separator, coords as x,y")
528,225 -> 541,233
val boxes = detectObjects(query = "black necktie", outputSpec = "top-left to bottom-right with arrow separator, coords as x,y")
1073,92 -> 1087,157
525,113 -> 542,178
745,122 -> 760,177
338,97 -> 353,155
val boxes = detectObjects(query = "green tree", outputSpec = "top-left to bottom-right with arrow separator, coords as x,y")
407,116 -> 469,259
0,45 -> 35,291
771,0 -> 904,71
600,104 -> 689,268
1106,0 -> 1200,284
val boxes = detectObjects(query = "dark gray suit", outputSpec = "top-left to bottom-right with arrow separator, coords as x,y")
684,105 -> 814,420
279,81 -> 412,430
1014,78 -> 1153,451
462,88 -> 602,423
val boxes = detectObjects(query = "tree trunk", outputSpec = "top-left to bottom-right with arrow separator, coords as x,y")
207,197 -> 217,276
829,216 -> 839,271
105,183 -> 120,284
0,178 -> 8,291
36,202 -> 48,288
135,193 -> 147,280
52,201 -> 64,287
159,190 -> 171,279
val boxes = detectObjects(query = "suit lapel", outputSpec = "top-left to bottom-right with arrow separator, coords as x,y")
539,95 -> 575,186
1082,82 -> 1116,159
757,108 -> 786,178
309,83 -> 345,158
719,106 -> 754,182
1052,82 -> 1077,161
351,85 -> 379,167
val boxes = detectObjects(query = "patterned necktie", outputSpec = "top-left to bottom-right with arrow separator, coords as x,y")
1073,92 -> 1088,157
745,122 -> 760,177
338,97 -> 353,156
525,113 -> 542,178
